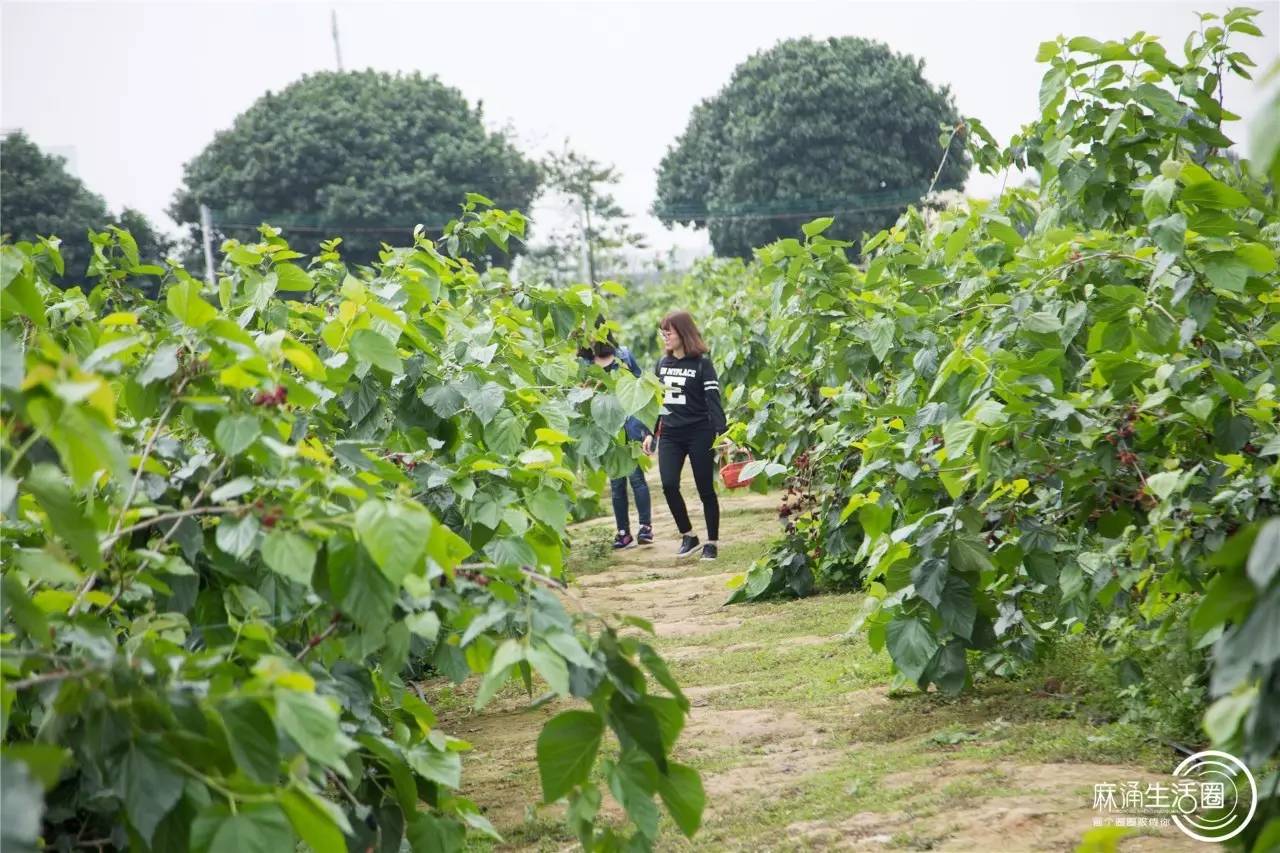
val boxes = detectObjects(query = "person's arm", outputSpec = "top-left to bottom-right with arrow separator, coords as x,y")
651,357 -> 664,435
621,346 -> 642,378
644,358 -> 663,453
702,357 -> 727,435
624,415 -> 652,443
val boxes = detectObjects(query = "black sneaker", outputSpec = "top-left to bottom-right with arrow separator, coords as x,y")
637,525 -> 654,545
613,531 -> 635,550
700,544 -> 718,561
675,534 -> 700,558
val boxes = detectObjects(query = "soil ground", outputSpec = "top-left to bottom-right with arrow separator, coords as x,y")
428,473 -> 1202,852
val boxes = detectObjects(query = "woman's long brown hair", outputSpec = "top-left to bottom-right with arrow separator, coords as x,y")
660,310 -> 709,357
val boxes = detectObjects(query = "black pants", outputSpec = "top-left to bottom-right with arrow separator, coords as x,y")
658,426 -> 719,541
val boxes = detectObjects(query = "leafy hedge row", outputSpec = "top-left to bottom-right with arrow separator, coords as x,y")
1,200 -> 702,851
625,10 -> 1279,847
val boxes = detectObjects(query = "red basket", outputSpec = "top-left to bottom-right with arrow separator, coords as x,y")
720,448 -> 755,489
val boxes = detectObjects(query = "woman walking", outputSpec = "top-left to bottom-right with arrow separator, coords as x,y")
642,311 -> 726,560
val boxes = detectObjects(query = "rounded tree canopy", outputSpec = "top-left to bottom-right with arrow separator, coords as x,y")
170,70 -> 541,264
654,37 -> 970,257
1,131 -> 170,281
1,131 -> 111,278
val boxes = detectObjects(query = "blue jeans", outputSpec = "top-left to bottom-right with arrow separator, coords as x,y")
611,466 -> 651,533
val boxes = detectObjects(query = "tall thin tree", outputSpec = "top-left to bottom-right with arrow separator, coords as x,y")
540,146 -> 644,283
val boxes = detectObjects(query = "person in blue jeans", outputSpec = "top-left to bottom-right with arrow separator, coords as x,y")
579,337 -> 654,549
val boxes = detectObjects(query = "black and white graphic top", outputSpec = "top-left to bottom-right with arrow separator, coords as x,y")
655,354 -> 727,434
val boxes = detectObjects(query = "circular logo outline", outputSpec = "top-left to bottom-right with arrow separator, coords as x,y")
1170,749 -> 1257,843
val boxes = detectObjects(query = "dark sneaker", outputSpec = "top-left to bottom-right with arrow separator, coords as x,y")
700,544 -> 718,561
675,534 -> 700,558
613,531 -> 635,550
637,525 -> 654,545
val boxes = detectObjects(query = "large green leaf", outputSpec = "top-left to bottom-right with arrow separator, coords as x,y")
23,463 -> 102,571
590,392 -> 626,434
485,535 -> 537,568
465,381 -> 507,425
615,371 -> 655,416
1133,83 -> 1184,121
1149,213 -> 1186,253
527,488 -> 569,531
1204,254 -> 1250,292
1144,470 -> 1187,502
536,710 -> 603,803
1181,178 -> 1250,209
350,329 -> 403,375
123,745 -> 183,845
527,643 -> 570,695
609,752 -> 660,839
949,536 -> 994,575
639,645 -> 688,708
483,409 -> 524,456
1023,312 -> 1063,334
1141,175 -> 1177,218
655,762 -> 704,838
474,638 -> 524,709
215,515 -> 258,560
1024,552 -> 1059,585
136,344 -> 179,386
1,575 -> 48,645
426,522 -> 474,574
942,420 -> 977,457
193,805 -> 294,853
280,788 -> 349,853
406,813 -> 466,853
220,699 -> 279,784
938,574 -> 977,639
1214,414 -> 1252,453
273,263 -> 315,291
885,614 -> 939,683
329,542 -> 395,630
802,217 -> 835,237
407,744 -> 463,789
1191,571 -> 1256,642
215,414 -> 261,456
275,691 -> 355,774
1211,589 -> 1280,694
912,557 -> 948,608
868,317 -> 894,363
1235,242 -> 1277,273
260,530 -> 317,585
0,244 -> 25,289
166,279 -> 217,328
1039,64 -> 1068,113
355,499 -> 432,585
923,640 -> 968,694
609,692 -> 668,773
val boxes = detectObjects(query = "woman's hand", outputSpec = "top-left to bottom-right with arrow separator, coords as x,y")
642,434 -> 655,455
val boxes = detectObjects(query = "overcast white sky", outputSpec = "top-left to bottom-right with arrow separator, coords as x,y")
3,0 -> 1277,260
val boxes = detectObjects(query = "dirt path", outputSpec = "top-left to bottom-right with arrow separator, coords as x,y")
435,475 -> 1201,852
